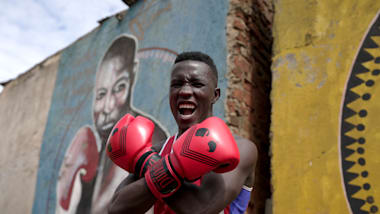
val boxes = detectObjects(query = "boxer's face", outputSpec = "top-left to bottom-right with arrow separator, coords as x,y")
169,60 -> 219,134
93,56 -> 131,141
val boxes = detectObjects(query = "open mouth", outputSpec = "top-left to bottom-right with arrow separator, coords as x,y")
178,103 -> 196,117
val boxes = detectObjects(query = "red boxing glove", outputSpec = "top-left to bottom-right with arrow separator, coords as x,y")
57,126 -> 99,210
106,114 -> 160,177
145,117 -> 240,199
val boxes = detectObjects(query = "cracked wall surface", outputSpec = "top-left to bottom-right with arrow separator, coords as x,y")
271,0 -> 380,213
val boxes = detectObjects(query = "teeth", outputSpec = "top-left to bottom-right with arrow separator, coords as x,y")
102,123 -> 114,130
179,104 -> 195,109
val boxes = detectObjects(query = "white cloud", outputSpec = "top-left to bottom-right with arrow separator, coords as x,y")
0,0 -> 127,84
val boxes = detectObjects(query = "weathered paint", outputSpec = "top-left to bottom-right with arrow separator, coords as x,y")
272,0 -> 380,213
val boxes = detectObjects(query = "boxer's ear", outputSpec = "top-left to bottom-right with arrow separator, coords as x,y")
212,88 -> 220,104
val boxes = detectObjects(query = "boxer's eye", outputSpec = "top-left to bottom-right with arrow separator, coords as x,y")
192,82 -> 204,88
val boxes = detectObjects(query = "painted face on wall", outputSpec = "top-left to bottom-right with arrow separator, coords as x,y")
169,60 -> 220,135
93,56 -> 132,141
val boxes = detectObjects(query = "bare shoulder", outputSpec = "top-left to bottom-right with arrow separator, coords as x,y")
233,134 -> 258,163
232,134 -> 258,186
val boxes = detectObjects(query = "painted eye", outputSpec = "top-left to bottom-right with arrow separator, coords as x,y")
96,90 -> 107,100
113,82 -> 127,93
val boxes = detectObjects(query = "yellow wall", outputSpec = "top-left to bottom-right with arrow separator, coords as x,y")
271,0 -> 380,213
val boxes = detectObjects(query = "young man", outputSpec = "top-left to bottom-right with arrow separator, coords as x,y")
107,51 -> 258,214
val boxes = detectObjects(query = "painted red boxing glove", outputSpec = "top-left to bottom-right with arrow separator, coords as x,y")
57,126 -> 99,210
145,117 -> 240,199
106,114 -> 160,177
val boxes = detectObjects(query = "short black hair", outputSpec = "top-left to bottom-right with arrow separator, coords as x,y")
174,51 -> 218,82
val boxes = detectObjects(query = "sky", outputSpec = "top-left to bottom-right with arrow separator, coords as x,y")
0,0 -> 127,93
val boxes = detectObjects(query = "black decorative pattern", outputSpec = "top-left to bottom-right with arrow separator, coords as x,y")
340,12 -> 380,214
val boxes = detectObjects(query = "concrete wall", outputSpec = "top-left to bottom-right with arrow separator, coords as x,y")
271,0 -> 380,213
0,54 -> 60,214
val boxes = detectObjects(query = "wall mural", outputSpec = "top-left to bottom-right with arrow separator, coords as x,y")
340,12 -> 380,214
32,0 -> 228,213
56,35 -> 172,214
